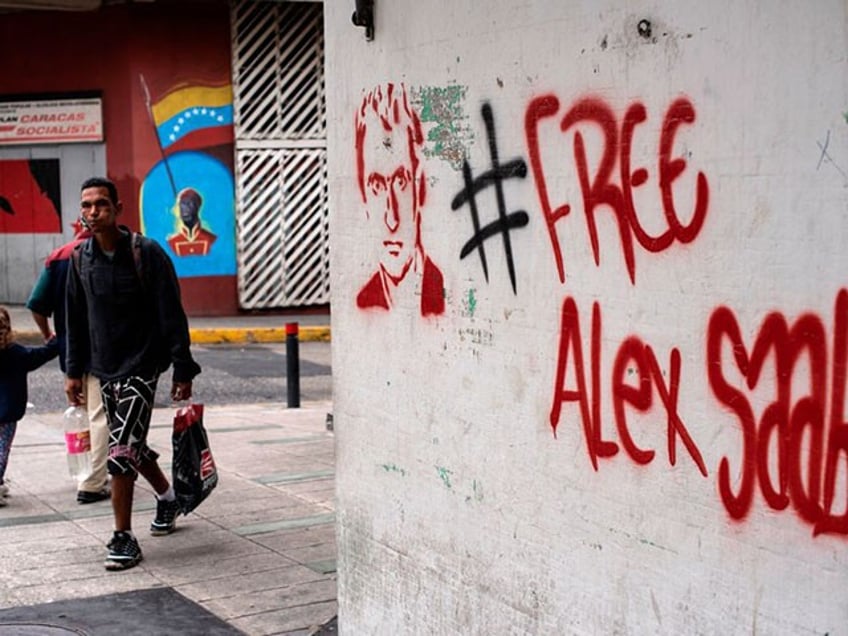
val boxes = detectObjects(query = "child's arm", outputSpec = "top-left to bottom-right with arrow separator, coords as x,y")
21,337 -> 59,372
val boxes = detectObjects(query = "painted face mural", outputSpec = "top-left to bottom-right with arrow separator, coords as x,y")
141,151 -> 235,276
164,187 -> 217,257
354,83 -> 445,316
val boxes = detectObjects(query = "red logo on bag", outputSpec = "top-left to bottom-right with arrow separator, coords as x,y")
200,449 -> 216,480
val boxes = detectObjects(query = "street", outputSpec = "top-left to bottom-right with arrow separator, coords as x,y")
26,341 -> 333,413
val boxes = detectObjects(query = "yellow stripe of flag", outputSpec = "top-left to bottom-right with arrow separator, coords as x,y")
151,84 -> 233,125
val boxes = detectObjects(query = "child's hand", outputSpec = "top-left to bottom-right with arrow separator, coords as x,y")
64,377 -> 85,406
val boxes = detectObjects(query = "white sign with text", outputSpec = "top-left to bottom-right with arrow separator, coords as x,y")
0,97 -> 103,145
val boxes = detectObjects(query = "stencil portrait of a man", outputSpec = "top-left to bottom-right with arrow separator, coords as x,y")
354,83 -> 444,317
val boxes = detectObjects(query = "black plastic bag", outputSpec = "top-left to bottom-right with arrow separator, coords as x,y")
172,403 -> 218,514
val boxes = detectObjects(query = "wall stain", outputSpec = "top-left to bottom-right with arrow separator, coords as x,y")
412,85 -> 472,171
380,463 -> 407,476
458,326 -> 494,346
435,465 -> 453,489
471,478 -> 483,502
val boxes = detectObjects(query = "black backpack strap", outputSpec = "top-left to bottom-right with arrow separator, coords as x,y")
131,232 -> 145,283
70,240 -> 86,277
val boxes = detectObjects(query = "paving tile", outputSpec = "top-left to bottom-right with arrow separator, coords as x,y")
280,486 -> 335,507
213,505 -> 332,531
175,563 -> 328,601
233,513 -> 335,537
227,599 -> 338,636
249,434 -> 331,446
274,543 -> 337,567
304,559 -> 336,575
249,524 -> 336,551
201,578 -> 337,620
9,569 -> 165,608
143,535 -> 272,569
154,552 -> 299,587
197,491 -> 308,517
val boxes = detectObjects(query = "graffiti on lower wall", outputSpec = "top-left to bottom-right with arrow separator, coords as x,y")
139,79 -> 236,277
0,159 -> 61,233
354,83 -> 847,537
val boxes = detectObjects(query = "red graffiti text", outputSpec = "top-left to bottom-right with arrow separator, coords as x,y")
525,95 -> 709,285
550,296 -> 707,476
707,290 -> 848,536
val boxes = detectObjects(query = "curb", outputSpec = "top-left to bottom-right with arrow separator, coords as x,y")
189,326 -> 331,344
14,326 -> 331,346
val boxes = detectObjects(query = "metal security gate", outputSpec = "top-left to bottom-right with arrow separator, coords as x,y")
231,0 -> 329,309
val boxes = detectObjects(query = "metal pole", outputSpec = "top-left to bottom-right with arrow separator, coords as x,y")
286,322 -> 301,408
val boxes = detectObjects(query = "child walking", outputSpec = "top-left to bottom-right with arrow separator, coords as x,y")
0,306 -> 58,505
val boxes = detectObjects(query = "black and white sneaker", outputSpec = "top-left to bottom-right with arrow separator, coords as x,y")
105,531 -> 143,571
150,498 -> 180,536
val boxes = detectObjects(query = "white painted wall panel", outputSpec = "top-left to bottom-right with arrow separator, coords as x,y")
327,1 -> 848,633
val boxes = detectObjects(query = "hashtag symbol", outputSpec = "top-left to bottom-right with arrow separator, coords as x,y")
451,103 -> 529,294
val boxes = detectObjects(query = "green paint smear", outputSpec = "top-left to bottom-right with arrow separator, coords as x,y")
413,85 -> 471,170
844,111 -> 848,124
465,288 -> 477,316
435,465 -> 453,489
381,463 -> 407,476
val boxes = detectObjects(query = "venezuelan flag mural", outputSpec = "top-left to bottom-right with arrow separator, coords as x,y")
149,83 -> 234,155
140,76 -> 236,279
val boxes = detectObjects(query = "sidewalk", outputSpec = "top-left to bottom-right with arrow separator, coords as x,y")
0,400 -> 338,635
4,304 -> 332,345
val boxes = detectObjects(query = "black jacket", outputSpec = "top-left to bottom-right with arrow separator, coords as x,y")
0,340 -> 58,422
65,228 -> 201,383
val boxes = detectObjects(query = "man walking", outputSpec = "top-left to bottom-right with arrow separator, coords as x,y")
27,223 -> 111,504
65,177 -> 201,571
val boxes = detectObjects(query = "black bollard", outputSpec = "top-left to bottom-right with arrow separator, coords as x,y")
286,322 -> 301,408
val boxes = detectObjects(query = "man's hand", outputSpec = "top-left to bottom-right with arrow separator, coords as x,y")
65,378 -> 85,406
171,381 -> 193,402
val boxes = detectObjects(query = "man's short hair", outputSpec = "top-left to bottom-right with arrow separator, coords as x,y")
81,177 -> 119,205
354,83 -> 426,208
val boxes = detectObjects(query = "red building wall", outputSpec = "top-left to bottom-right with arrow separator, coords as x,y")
0,0 -> 238,315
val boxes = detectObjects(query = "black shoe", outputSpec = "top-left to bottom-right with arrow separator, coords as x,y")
77,488 -> 110,504
150,498 -> 180,536
105,531 -> 143,571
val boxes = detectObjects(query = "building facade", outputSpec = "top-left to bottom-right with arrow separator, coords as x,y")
326,1 -> 848,632
0,0 -> 328,315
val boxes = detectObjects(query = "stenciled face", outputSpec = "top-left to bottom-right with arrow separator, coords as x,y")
362,125 -> 417,284
79,186 -> 120,234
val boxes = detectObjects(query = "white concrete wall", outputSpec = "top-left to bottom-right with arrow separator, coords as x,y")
326,1 -> 848,633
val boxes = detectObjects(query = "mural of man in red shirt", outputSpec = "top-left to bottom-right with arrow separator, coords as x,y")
166,187 -> 217,257
354,83 -> 444,317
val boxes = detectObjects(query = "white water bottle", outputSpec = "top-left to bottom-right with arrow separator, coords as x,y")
63,406 -> 92,483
